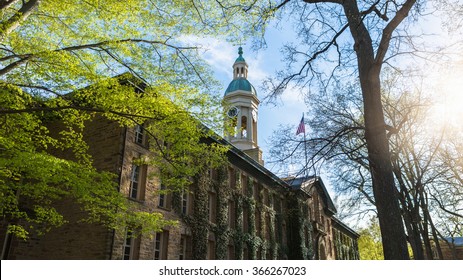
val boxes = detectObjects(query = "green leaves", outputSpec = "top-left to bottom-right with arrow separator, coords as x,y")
357,218 -> 384,260
0,0 -> 266,241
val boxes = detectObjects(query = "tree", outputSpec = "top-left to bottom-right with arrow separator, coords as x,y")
268,65 -> 463,259
245,0 -> 459,259
357,218 -> 384,260
0,1 -> 259,240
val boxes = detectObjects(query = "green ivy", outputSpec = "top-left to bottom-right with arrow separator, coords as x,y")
190,171 -> 210,259
213,166 -> 230,260
179,166 -> 326,260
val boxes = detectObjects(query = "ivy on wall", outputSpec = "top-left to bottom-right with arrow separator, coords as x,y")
190,170 -> 210,259
172,165 -> 361,260
333,228 -> 359,260
212,166 -> 230,260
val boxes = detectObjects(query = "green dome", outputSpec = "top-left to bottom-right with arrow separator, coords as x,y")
224,78 -> 257,96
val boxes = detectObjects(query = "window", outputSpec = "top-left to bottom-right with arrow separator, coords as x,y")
280,199 -> 286,218
255,208 -> 261,237
209,168 -> 218,181
241,116 -> 247,137
179,235 -> 187,260
158,184 -> 172,210
134,124 -> 145,145
228,167 -> 236,188
274,196 -> 281,213
265,213 -> 271,240
159,184 -> 165,207
129,164 -> 146,200
122,228 -> 140,260
181,191 -> 188,215
243,246 -> 249,260
122,231 -> 132,260
207,240 -> 215,260
228,245 -> 235,260
275,216 -> 281,243
208,192 -> 217,223
241,174 -> 247,195
178,235 -> 192,260
263,188 -> 269,206
253,183 -> 260,201
243,206 -> 249,233
154,230 -> 169,260
282,222 -> 287,245
228,200 -> 236,229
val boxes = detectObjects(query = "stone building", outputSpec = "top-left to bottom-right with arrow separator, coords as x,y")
431,237 -> 463,260
0,48 -> 359,260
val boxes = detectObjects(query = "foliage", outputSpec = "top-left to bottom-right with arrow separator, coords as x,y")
0,82 -> 181,238
0,0 -> 266,239
357,218 -> 384,260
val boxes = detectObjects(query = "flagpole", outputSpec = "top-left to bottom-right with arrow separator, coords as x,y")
302,113 -> 308,178
296,113 -> 309,178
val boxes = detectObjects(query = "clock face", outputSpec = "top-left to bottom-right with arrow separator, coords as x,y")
227,106 -> 239,118
252,110 -> 257,121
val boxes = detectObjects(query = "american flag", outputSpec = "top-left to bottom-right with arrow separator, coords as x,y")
296,115 -> 305,135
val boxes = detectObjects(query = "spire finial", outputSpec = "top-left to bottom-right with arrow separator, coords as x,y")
238,46 -> 243,56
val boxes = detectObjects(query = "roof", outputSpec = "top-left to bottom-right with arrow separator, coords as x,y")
224,47 -> 257,97
224,78 -> 257,96
206,133 -> 292,190
331,216 -> 360,238
444,237 -> 463,246
284,176 -> 337,216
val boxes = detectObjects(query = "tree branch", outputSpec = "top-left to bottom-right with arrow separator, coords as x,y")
303,0 -> 342,4
0,105 -> 156,120
361,0 -> 389,21
0,0 -> 41,42
266,23 -> 349,100
430,193 -> 463,219
0,38 -> 198,76
375,0 -> 417,65
0,0 -> 20,11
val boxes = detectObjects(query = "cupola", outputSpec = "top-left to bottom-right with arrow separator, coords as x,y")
223,47 -> 263,165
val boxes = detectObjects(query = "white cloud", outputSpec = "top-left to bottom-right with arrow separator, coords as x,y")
179,35 -> 274,89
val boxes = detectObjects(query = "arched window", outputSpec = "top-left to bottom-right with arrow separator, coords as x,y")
241,116 -> 247,137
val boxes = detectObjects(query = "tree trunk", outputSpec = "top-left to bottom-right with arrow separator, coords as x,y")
361,70 -> 409,259
392,161 -> 425,259
342,0 -> 409,259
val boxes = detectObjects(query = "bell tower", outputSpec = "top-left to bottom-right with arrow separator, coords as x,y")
223,47 -> 263,164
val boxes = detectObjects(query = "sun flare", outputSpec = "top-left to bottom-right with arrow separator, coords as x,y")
429,64 -> 463,133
